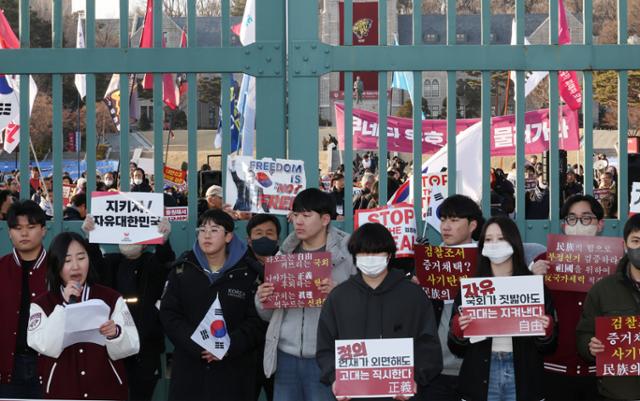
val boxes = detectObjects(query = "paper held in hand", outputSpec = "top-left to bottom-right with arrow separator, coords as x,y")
191,295 -> 230,360
62,299 -> 111,348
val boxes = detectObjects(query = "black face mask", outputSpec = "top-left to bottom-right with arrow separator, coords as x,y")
252,237 -> 279,257
628,247 -> 640,270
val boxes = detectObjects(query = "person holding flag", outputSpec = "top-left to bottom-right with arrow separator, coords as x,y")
159,209 -> 266,401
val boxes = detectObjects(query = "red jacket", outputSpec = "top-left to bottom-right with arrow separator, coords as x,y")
30,284 -> 139,400
0,248 -> 48,384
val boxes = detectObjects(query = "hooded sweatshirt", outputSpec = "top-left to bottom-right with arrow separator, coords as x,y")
316,268 -> 442,397
192,234 -> 247,284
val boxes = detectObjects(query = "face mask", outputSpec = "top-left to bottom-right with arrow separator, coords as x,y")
356,255 -> 388,277
627,248 -> 640,270
133,178 -> 143,185
251,237 -> 279,257
482,241 -> 514,264
104,179 -> 114,187
564,223 -> 599,237
119,244 -> 144,259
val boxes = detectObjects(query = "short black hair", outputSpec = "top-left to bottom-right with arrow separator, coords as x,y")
292,188 -> 336,218
198,208 -> 234,233
437,195 -> 485,240
246,214 -> 281,237
6,200 -> 47,228
477,216 -> 529,277
0,189 -> 13,206
70,193 -> 87,208
624,214 -> 640,242
46,232 -> 98,291
560,194 -> 604,220
348,223 -> 397,264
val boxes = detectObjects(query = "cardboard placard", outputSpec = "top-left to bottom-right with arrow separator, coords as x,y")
355,203 -> 417,258
415,245 -> 478,301
596,316 -> 640,376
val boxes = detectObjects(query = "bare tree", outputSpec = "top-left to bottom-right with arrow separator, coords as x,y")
197,0 -> 222,16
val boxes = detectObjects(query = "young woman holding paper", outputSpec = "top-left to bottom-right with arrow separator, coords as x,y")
27,232 -> 139,400
448,217 -> 557,401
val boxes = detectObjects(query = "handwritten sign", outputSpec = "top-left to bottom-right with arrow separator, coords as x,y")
355,203 -> 417,257
263,252 -> 331,309
461,276 -> 546,337
546,235 -> 624,292
596,316 -> 640,376
414,245 -> 478,301
334,338 -> 415,398
89,192 -> 163,245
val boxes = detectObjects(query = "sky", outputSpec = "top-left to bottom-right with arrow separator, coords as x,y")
71,0 -> 147,20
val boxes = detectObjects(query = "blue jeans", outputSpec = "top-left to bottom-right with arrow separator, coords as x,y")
274,350 -> 336,401
487,352 -> 516,401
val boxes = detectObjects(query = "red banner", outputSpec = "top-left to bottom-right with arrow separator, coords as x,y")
596,316 -> 640,376
263,252 -> 331,309
415,245 -> 478,301
335,103 -> 580,155
546,234 -> 624,292
339,2 -> 378,93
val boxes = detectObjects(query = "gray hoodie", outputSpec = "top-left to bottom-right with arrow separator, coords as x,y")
255,226 -> 356,377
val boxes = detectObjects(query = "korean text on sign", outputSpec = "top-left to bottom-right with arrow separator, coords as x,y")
334,338 -> 415,398
414,245 -> 478,301
596,316 -> 640,376
354,203 -> 417,258
89,192 -> 164,245
263,252 -> 331,309
546,234 -> 624,292
461,276 -> 546,337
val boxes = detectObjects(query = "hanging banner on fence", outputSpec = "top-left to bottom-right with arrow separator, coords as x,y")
596,316 -> 640,376
461,275 -> 546,337
89,191 -> 163,245
415,245 -> 478,301
354,202 -> 417,258
263,252 -> 331,309
630,182 -> 640,215
225,156 -> 306,215
164,206 -> 188,221
334,338 -> 415,398
163,165 -> 187,191
546,234 -> 625,292
335,103 -> 580,155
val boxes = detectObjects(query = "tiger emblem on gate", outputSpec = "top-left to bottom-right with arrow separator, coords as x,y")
352,18 -> 373,43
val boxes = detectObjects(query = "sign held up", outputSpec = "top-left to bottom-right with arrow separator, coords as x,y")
596,316 -> 640,377
355,203 -> 417,258
415,245 -> 477,301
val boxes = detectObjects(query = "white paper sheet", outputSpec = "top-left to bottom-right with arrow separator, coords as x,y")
62,299 -> 110,348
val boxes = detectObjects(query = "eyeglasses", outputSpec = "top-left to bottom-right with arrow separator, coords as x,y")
564,214 -> 596,226
196,226 -> 226,236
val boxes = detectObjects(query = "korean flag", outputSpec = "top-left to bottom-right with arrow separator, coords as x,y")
191,294 -> 230,360
0,74 -> 19,131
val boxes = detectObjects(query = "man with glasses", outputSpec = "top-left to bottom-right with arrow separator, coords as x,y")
530,194 -> 604,401
160,209 -> 267,401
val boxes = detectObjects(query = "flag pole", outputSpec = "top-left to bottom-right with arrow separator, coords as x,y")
164,109 -> 175,166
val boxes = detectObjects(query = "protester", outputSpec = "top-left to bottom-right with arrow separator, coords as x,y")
353,173 -> 375,210
160,209 -> 266,401
576,214 -> 640,400
63,193 -> 87,221
255,188 -> 356,401
131,168 -> 153,193
27,231 -> 140,400
317,222 -> 443,401
329,173 -> 345,218
525,173 -> 550,220
530,194 -> 603,401
562,171 -> 583,203
0,189 -> 14,220
449,216 -> 557,401
103,171 -> 118,191
0,201 -> 49,398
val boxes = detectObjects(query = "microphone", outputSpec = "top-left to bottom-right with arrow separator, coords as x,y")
69,295 -> 78,304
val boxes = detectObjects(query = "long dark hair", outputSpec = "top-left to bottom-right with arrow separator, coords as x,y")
476,216 -> 530,277
46,232 -> 98,291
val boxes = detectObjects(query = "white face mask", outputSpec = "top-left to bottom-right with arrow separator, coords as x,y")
104,179 -> 114,187
564,223 -> 598,237
119,244 -> 144,259
482,241 -> 514,264
133,178 -> 143,185
356,255 -> 388,277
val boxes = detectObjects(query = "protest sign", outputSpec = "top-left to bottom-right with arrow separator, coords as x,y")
596,316 -> 640,376
164,206 -> 188,221
415,245 -> 478,301
263,252 -> 331,309
355,203 -> 417,258
461,276 -> 545,337
225,156 -> 306,215
525,179 -> 537,191
89,191 -> 163,245
163,165 -> 187,191
546,234 -> 624,292
62,184 -> 74,207
419,172 -> 447,220
631,182 -> 640,215
334,338 -> 415,398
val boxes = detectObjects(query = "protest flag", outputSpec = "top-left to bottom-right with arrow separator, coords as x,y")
74,16 -> 87,99
140,0 -> 154,90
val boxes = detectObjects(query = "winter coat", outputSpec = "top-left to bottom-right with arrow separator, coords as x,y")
159,235 -> 267,401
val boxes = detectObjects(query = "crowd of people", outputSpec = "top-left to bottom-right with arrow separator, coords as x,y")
0,152 -> 638,401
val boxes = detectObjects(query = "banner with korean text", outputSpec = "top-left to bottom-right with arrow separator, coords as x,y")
546,234 -> 624,292
89,192 -> 163,245
335,103 -> 580,155
263,252 -> 331,309
355,203 -> 417,258
415,245 -> 478,301
596,316 -> 640,376
461,276 -> 546,337
334,338 -> 415,398
163,165 -> 187,191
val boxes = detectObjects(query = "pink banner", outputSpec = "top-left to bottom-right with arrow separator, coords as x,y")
335,103 -> 580,156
